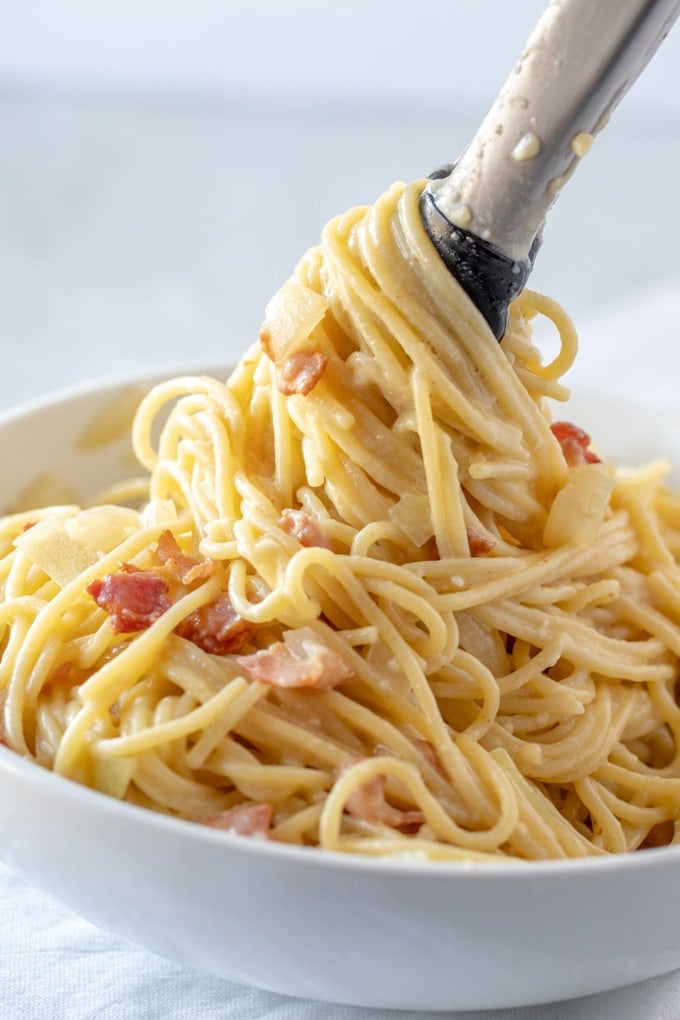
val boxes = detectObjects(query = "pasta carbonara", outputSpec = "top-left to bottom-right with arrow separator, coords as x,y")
2,180 -> 679,861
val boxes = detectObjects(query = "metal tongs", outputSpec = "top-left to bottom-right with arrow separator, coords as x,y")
421,0 -> 680,339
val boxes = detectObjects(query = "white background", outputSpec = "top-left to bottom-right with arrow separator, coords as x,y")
2,0 -> 680,114
0,0 -> 679,409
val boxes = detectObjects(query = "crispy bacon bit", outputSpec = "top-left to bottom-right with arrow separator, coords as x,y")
276,351 -> 327,396
87,531 -> 254,651
176,593 -> 255,655
550,421 -> 601,467
156,530 -> 215,585
279,508 -> 331,549
236,626 -> 353,690
343,771 -> 424,831
87,571 -> 170,633
205,802 -> 273,838
119,561 -> 142,574
466,526 -> 496,556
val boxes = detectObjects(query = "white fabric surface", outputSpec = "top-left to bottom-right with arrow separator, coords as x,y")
3,856 -> 680,1020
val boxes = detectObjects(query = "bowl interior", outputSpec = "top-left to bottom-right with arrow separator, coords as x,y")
0,363 -> 226,512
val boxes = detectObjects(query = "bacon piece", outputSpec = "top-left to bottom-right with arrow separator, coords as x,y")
156,530 -> 215,586
550,421 -> 601,467
276,351 -> 327,396
205,802 -> 273,838
343,771 -> 424,831
466,526 -> 495,556
176,593 -> 256,655
119,561 -> 142,574
87,571 -> 170,633
155,534 -> 252,653
236,626 -> 353,690
279,508 -> 331,549
87,534 -> 254,651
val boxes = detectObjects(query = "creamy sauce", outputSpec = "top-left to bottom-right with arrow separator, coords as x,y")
546,171 -> 568,198
447,203 -> 473,229
570,131 -> 594,158
511,132 -> 542,162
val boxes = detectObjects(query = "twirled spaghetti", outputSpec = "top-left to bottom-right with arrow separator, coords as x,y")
2,180 -> 680,861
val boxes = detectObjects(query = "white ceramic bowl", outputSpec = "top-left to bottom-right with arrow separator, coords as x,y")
2,370 -> 680,1012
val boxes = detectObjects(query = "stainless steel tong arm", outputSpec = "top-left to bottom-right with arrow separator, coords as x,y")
427,0 -> 680,263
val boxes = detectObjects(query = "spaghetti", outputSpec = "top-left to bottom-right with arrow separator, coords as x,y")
2,180 -> 680,861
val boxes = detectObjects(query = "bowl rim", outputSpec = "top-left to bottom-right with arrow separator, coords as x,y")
3,742 -> 679,881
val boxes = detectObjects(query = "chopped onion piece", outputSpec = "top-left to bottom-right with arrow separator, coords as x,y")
543,465 -> 613,548
15,515 -> 100,587
388,494 -> 434,547
141,499 -> 180,527
260,281 -> 328,364
65,506 -> 139,551
91,754 -> 136,799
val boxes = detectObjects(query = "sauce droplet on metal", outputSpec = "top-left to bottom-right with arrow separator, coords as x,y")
511,132 -> 542,162
447,203 -> 473,229
570,131 -> 594,157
